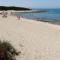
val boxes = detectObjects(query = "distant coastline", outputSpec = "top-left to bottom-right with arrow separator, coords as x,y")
0,6 -> 31,11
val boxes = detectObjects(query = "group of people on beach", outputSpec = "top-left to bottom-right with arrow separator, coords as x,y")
11,12 -> 24,20
2,11 -> 8,18
0,11 -> 8,18
10,12 -> 24,20
0,11 -> 23,20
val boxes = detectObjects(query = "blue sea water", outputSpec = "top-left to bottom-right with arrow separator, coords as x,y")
16,8 -> 60,22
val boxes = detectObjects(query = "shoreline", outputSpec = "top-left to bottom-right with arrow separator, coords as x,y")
1,10 -> 60,26
36,19 -> 60,25
21,17 -> 60,25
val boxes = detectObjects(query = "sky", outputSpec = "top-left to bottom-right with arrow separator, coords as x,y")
0,0 -> 60,8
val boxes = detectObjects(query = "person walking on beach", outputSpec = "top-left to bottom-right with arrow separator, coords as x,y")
5,12 -> 8,18
17,16 -> 21,20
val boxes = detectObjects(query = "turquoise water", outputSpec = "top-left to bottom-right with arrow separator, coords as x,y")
16,8 -> 60,22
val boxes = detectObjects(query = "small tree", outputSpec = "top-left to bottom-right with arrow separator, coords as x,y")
0,41 -> 20,60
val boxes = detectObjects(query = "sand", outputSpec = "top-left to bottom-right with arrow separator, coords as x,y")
0,12 -> 60,60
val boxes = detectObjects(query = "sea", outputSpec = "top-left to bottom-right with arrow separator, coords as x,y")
16,8 -> 60,24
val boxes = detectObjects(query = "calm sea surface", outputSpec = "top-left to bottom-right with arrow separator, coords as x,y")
16,8 -> 60,23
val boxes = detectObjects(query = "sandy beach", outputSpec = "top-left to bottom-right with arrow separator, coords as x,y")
0,12 -> 60,60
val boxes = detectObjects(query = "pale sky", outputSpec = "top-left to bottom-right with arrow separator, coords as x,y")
0,0 -> 60,8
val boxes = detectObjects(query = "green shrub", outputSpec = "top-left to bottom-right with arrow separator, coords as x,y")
0,41 -> 20,60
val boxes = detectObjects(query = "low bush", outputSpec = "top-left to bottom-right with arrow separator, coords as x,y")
0,41 -> 20,60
